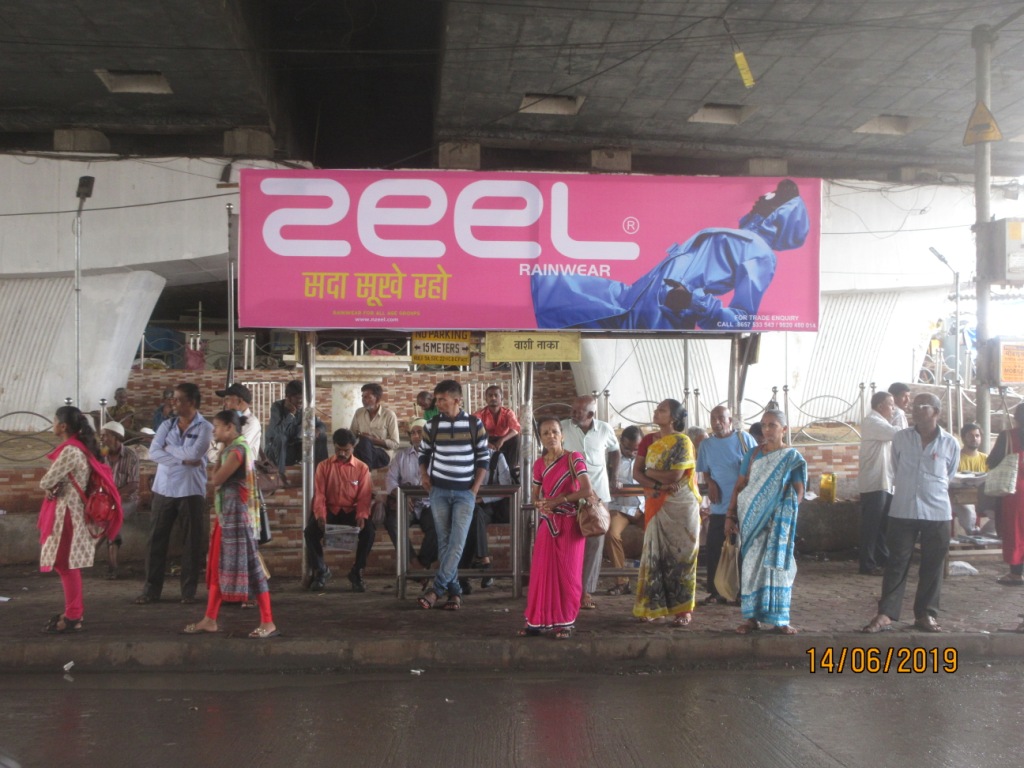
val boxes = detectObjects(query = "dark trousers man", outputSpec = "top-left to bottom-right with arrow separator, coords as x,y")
878,517 -> 949,622
470,499 -> 509,563
142,493 -> 205,601
384,500 -> 437,570
268,430 -> 328,478
496,436 -> 520,482
354,436 -> 390,470
859,490 -> 892,573
705,514 -> 727,597
304,509 -> 376,581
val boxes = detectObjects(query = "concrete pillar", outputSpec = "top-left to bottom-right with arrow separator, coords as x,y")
53,129 -> 110,152
746,158 -> 788,176
591,149 -> 631,172
331,382 -> 363,438
438,141 -> 481,170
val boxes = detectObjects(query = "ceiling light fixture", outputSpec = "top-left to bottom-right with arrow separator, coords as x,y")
518,94 -> 584,116
94,69 -> 173,94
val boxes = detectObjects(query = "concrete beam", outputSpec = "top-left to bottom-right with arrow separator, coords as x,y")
438,141 -> 481,170
223,128 -> 275,158
591,148 -> 631,172
746,157 -> 788,176
53,128 -> 110,152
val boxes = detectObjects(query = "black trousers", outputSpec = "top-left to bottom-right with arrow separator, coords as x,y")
878,517 -> 949,622
304,509 -> 376,575
354,436 -> 390,470
384,501 -> 437,569
142,493 -> 205,600
705,514 -> 727,595
859,490 -> 892,572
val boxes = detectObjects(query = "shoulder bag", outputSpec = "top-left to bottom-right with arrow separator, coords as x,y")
985,431 -> 1020,497
567,452 -> 610,537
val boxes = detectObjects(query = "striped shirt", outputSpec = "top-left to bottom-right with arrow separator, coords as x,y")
419,411 -> 490,490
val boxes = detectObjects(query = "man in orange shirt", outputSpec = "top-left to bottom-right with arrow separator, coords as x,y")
304,429 -> 374,592
474,385 -> 521,479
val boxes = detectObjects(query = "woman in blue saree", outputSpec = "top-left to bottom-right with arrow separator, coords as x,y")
725,409 -> 806,634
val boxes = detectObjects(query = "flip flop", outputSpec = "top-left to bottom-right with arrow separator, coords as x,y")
181,623 -> 219,635
735,619 -> 761,635
773,624 -> 799,635
671,613 -> 692,627
248,627 -> 280,639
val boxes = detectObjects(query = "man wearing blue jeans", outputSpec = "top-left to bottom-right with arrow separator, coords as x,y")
417,379 -> 489,610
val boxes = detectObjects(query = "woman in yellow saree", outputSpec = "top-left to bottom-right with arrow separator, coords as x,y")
632,399 -> 701,626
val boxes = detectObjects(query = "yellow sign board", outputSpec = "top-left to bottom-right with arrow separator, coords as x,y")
997,339 -> 1024,385
411,331 -> 472,366
964,101 -> 1003,146
485,332 -> 581,362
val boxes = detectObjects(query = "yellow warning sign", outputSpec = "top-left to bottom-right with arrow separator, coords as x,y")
963,101 -> 1003,146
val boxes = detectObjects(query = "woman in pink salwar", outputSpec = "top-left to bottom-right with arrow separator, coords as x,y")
520,417 -> 592,639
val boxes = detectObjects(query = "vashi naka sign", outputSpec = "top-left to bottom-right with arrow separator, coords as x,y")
238,170 -> 821,332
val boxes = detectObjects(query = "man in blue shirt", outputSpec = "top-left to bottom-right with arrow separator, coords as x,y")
135,382 -> 213,604
863,393 -> 960,633
697,405 -> 756,604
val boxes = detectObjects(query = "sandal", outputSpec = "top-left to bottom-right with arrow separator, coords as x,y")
701,594 -> 728,606
773,624 -> 799,635
671,613 -> 692,627
580,593 -> 597,610
607,583 -> 630,596
997,575 -> 1024,586
636,616 -> 663,624
553,626 -> 574,640
248,627 -> 280,639
443,595 -> 462,611
133,594 -> 156,605
43,614 -> 83,634
516,627 -> 541,637
240,600 -> 257,609
861,614 -> 893,634
735,619 -> 760,635
181,622 -> 219,635
417,592 -> 439,610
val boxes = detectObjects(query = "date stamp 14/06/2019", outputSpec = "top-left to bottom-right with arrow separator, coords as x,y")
806,646 -> 958,674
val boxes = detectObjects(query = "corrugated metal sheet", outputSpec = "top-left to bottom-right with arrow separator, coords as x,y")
800,292 -> 899,421
0,277 -> 73,431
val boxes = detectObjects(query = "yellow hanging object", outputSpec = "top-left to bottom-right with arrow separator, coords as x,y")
733,50 -> 755,89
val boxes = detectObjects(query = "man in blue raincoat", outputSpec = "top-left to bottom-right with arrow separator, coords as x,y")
531,180 -> 810,331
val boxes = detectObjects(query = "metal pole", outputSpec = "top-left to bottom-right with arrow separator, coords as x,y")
973,24 -> 994,449
683,338 -> 690,416
226,203 -> 236,385
517,360 -> 534,599
299,331 -> 317,584
73,176 -> 94,407
954,270 -> 962,433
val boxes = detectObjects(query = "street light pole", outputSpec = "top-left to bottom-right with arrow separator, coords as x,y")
74,175 -> 94,408
930,247 -> 961,433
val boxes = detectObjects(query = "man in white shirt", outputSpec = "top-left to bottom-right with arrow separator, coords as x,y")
858,391 -> 898,575
561,395 -> 620,610
863,393 -> 959,633
887,382 -> 911,429
351,382 -> 400,470
209,383 -> 262,468
383,419 -> 436,570
605,426 -> 644,595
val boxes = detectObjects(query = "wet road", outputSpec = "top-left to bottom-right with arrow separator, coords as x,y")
1,663 -> 1021,768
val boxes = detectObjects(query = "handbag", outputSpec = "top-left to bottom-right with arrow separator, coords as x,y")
714,535 -> 741,602
577,495 -> 611,538
985,433 -> 1020,497
255,449 -> 283,496
566,453 -> 610,537
257,486 -> 273,545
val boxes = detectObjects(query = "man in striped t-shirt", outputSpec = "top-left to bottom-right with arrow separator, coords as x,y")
417,379 -> 490,610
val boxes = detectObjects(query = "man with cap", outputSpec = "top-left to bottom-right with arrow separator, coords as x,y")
99,421 -> 139,579
383,418 -> 437,572
209,383 -> 262,468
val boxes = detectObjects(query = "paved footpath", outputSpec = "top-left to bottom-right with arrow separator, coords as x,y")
2,556 -> 1023,674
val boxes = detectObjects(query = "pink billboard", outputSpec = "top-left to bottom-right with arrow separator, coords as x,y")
239,170 -> 820,332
